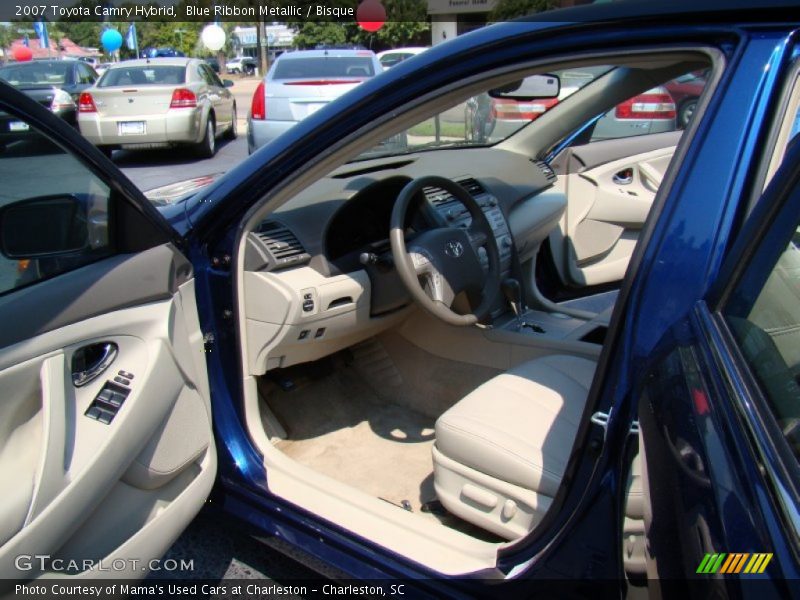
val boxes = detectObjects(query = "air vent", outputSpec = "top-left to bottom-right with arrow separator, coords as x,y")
423,186 -> 460,210
256,221 -> 310,270
423,178 -> 484,210
457,178 -> 486,197
532,160 -> 557,183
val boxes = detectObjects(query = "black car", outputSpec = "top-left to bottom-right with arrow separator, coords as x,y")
0,59 -> 98,146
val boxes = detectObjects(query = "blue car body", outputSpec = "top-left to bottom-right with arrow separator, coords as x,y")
175,6 -> 800,595
0,0 -> 799,596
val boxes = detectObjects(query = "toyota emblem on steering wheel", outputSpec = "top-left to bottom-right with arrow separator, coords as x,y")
445,240 -> 464,258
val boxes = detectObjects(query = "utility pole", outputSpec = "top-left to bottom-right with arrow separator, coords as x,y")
257,19 -> 267,77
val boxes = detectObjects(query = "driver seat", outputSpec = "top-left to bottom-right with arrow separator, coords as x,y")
432,354 -> 597,539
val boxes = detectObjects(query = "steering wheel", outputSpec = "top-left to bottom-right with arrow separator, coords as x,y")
390,176 -> 500,326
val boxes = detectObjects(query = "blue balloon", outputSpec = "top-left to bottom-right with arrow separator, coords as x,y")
101,29 -> 123,53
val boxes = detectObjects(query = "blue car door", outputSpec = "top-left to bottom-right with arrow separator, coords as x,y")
638,127 -> 800,595
0,81 -> 216,581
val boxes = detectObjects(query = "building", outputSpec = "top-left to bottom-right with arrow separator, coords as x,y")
427,0 -> 595,45
232,25 -> 295,61
8,37 -> 99,61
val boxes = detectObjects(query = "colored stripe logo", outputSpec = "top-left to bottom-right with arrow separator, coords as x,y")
696,553 -> 772,574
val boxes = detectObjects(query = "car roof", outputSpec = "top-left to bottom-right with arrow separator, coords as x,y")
106,58 -> 194,69
276,49 -> 376,60
377,48 -> 428,58
0,60 -> 72,69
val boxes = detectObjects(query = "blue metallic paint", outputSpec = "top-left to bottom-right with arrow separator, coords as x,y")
165,9 -> 799,595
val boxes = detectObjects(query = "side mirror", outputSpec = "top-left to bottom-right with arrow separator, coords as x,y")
490,74 -> 561,100
0,195 -> 89,259
223,79 -> 234,88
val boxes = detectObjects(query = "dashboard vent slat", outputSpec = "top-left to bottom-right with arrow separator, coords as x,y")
255,221 -> 310,270
457,178 -> 486,197
423,178 -> 485,208
532,160 -> 557,182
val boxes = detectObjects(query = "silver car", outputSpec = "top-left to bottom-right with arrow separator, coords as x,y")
78,58 -> 236,159
247,49 -> 382,154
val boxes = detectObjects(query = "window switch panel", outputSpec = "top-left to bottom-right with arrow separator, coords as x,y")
85,381 -> 130,424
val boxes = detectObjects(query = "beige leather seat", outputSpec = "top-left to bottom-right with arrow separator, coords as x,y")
433,353 -> 646,573
432,355 -> 596,539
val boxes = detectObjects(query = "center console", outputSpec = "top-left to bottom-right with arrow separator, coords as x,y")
424,178 -> 514,278
493,305 -> 612,345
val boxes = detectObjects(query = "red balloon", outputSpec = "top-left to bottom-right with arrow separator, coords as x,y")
13,46 -> 33,62
357,0 -> 386,32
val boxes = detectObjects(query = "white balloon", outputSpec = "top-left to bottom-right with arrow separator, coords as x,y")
201,25 -> 226,52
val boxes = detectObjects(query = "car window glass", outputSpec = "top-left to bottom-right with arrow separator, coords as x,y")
98,66 -> 185,87
0,62 -> 72,86
203,64 -> 224,87
589,69 -> 707,142
356,65 -> 611,160
0,113 -> 112,296
724,227 -> 800,462
273,57 -> 376,79
77,63 -> 95,84
764,72 -> 800,188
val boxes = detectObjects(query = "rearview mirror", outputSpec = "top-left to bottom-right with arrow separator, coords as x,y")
0,195 -> 89,259
490,74 -> 560,100
223,79 -> 234,88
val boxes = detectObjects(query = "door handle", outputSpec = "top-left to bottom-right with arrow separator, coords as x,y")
72,342 -> 118,387
613,169 -> 634,185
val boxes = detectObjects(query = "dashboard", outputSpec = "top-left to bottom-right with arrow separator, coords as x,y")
242,146 -> 566,374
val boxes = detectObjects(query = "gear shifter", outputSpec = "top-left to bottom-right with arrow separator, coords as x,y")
501,278 -> 544,333
501,278 -> 524,319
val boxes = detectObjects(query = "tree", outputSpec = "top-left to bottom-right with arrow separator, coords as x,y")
0,24 -> 14,59
292,22 -> 349,49
489,0 -> 555,21
55,22 -> 101,48
290,0 -> 431,50
348,0 -> 431,51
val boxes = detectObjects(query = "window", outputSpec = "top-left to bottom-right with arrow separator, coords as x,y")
0,112 -> 113,295
98,66 -> 186,87
200,64 -> 223,88
589,69 -> 707,141
724,214 -> 800,462
76,63 -> 97,85
764,71 -> 800,187
273,57 -> 376,80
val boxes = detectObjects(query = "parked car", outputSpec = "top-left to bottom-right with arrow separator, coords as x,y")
0,59 -> 98,135
94,62 -> 114,78
376,46 -> 428,69
2,2 -> 800,597
247,48 -> 382,153
665,71 -> 707,128
466,77 -> 676,143
203,57 -> 220,73
225,56 -> 257,75
140,47 -> 185,59
78,58 -> 236,159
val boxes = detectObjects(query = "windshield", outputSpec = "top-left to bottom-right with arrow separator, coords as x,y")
0,62 -> 72,86
356,65 -> 613,161
98,66 -> 186,87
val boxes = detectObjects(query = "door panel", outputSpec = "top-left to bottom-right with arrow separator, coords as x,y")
550,140 -> 676,287
0,267 -> 214,579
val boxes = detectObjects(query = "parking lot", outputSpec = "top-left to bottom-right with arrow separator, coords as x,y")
117,77 -> 257,191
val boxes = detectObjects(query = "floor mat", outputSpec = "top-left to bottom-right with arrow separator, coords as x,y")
268,366 -> 438,512
262,338 -> 503,542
